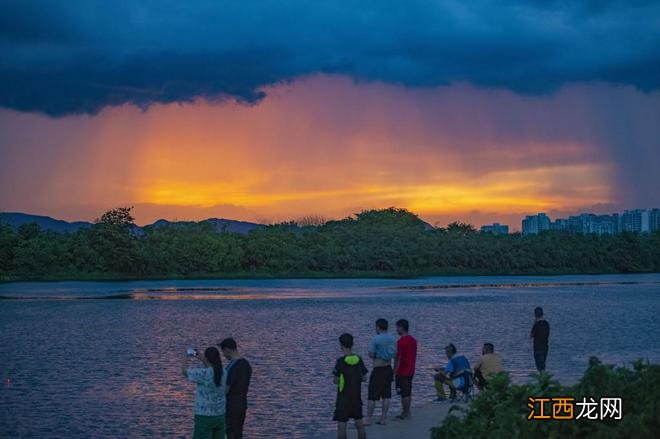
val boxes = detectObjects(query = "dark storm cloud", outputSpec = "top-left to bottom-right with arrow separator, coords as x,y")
1,0 -> 659,116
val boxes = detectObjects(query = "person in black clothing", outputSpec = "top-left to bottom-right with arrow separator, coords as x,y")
333,333 -> 368,439
530,307 -> 550,372
219,338 -> 252,439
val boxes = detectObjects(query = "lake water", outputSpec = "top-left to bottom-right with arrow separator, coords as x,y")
2,274 -> 659,438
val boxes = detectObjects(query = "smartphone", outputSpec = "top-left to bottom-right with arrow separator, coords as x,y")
186,347 -> 198,358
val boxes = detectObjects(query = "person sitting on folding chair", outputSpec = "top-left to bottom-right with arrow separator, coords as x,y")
473,343 -> 503,390
433,343 -> 471,402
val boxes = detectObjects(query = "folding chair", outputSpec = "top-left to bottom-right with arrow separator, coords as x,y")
454,369 -> 474,402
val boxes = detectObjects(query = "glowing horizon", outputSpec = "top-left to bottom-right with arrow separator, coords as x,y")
0,75 -> 657,230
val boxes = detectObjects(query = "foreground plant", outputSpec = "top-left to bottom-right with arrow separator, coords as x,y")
432,357 -> 660,438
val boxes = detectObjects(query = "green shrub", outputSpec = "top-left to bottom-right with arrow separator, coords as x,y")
432,358 -> 660,438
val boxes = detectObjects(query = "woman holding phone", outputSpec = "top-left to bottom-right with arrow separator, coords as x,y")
182,346 -> 226,439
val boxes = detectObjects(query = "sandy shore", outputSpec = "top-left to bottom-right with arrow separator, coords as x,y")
319,401 -> 461,439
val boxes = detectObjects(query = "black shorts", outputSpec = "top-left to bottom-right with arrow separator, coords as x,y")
395,375 -> 413,398
333,398 -> 363,423
368,366 -> 393,401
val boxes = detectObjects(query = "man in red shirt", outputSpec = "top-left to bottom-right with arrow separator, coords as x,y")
393,319 -> 417,420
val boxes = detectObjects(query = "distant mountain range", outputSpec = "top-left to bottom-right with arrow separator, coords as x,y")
0,212 -> 93,233
0,212 -> 265,234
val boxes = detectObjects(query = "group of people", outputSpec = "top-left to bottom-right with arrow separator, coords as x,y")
182,338 -> 252,439
181,307 -> 550,439
331,318 -> 416,439
331,307 -> 550,439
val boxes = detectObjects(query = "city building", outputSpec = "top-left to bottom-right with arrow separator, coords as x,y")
621,209 -> 650,233
565,214 -> 618,235
522,213 -> 550,235
480,223 -> 509,234
524,209 -> 658,236
613,213 -> 622,233
649,209 -> 660,232
550,218 -> 569,232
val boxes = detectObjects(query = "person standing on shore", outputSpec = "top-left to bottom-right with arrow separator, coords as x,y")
219,338 -> 252,439
393,319 -> 417,420
182,347 -> 226,439
530,307 -> 550,372
333,333 -> 368,439
365,318 -> 397,426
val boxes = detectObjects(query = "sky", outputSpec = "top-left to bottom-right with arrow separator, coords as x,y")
1,1 -> 659,229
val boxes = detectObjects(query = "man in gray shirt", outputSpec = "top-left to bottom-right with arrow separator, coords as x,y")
365,318 -> 397,425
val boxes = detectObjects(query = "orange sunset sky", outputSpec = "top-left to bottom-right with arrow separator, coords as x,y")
1,75 -> 659,230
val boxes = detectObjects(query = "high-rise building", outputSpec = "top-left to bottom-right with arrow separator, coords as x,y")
522,213 -> 550,235
567,215 -> 582,234
538,213 -> 550,232
613,213 -> 622,233
521,209 -> 654,236
551,218 -> 569,232
649,209 -> 660,232
480,223 -> 509,234
592,215 -> 617,235
622,209 -> 650,233
522,215 -> 536,235
552,213 -> 618,235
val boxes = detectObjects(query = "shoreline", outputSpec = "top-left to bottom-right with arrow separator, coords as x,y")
318,401 -> 457,439
3,277 -> 660,301
2,270 -> 659,284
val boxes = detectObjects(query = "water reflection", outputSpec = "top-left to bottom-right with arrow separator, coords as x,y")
1,275 -> 659,438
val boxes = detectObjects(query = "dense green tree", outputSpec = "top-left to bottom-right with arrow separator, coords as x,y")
1,208 -> 659,280
445,221 -> 478,236
95,206 -> 135,227
88,207 -> 140,274
0,223 -> 17,278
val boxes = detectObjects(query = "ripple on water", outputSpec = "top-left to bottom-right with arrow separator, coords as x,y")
1,275 -> 659,437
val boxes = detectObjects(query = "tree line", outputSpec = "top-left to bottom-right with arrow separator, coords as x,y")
1,207 -> 659,280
